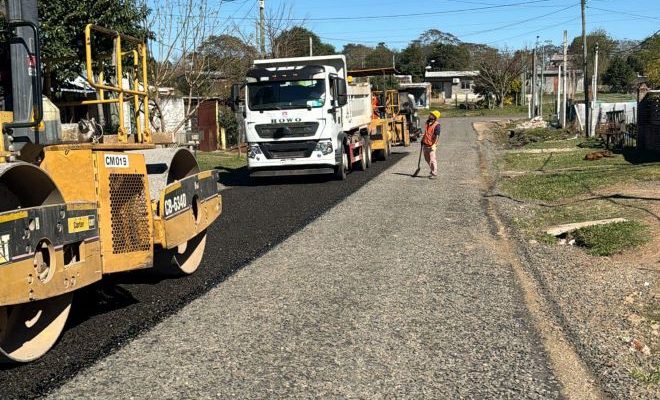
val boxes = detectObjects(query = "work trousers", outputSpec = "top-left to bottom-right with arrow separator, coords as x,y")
423,146 -> 437,176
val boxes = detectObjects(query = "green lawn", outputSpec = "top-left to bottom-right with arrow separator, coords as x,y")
491,116 -> 658,257
500,149 -> 631,172
572,221 -> 651,256
499,163 -> 660,202
521,138 -> 580,149
422,104 -> 528,119
596,92 -> 636,103
196,151 -> 247,171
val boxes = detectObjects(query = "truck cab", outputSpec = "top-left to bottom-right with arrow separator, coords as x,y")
242,55 -> 370,179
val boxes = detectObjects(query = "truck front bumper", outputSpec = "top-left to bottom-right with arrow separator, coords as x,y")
247,142 -> 338,176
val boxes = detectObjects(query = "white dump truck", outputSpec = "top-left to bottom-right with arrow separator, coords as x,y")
236,55 -> 373,179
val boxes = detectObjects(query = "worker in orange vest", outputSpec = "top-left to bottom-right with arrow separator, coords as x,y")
421,110 -> 441,179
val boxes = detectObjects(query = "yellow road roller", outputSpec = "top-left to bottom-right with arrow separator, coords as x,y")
0,1 -> 222,362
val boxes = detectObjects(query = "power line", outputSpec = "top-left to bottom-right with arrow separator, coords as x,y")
163,0 -> 559,22
460,4 -> 577,38
611,29 -> 660,55
485,15 -> 581,45
315,4 -> 578,45
587,5 -> 660,21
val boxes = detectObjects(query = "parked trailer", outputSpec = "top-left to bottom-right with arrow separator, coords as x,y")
238,55 -> 372,180
0,1 -> 222,363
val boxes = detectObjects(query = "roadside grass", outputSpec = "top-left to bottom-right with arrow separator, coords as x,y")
509,199 -> 648,241
597,92 -> 636,103
196,151 -> 246,171
630,367 -> 660,385
499,163 -> 660,202
423,104 -> 527,119
500,149 -> 631,172
521,137 -> 580,149
490,120 -> 659,257
572,221 -> 651,256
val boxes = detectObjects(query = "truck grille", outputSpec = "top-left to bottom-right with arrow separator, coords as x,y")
109,173 -> 151,254
255,122 -> 319,139
260,141 -> 317,159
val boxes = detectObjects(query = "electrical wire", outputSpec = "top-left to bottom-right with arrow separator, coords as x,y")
163,0 -> 559,21
587,5 -> 660,21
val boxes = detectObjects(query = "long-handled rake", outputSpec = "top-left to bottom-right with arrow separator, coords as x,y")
412,144 -> 423,177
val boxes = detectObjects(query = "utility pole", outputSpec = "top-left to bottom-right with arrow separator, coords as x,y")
540,41 -> 546,118
532,37 -> 538,117
255,21 -> 260,54
581,0 -> 590,137
259,0 -> 266,56
309,36 -> 313,57
593,42 -> 599,103
562,30 -> 568,128
557,65 -> 562,117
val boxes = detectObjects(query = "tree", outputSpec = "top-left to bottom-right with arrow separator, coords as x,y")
363,42 -> 395,69
463,43 -> 497,69
36,0 -> 150,91
428,43 -> 471,71
199,34 -> 258,85
417,29 -> 460,46
343,43 -> 374,70
397,41 -> 426,81
626,55 -> 645,76
272,26 -> 335,58
638,33 -> 660,88
569,29 -> 617,81
603,56 -> 635,92
474,50 -> 527,108
145,0 -> 225,138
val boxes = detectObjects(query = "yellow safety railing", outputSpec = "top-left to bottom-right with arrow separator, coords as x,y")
385,90 -> 400,116
373,90 -> 401,117
82,24 -> 151,143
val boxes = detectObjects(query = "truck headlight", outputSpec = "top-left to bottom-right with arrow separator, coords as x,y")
315,140 -> 333,155
248,144 -> 263,159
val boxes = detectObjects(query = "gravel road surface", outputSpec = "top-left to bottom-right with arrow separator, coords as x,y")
0,153 -> 403,399
48,119 -> 561,399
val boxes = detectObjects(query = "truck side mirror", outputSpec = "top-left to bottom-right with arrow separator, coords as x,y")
336,79 -> 348,107
230,83 -> 241,112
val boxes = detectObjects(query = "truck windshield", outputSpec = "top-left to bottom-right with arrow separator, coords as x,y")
248,79 -> 325,110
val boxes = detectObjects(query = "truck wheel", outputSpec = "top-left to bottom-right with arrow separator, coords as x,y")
334,147 -> 347,180
377,148 -> 386,161
365,142 -> 372,168
356,145 -> 367,171
379,143 -> 389,161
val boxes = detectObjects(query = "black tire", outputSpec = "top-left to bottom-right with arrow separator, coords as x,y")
378,145 -> 388,161
334,146 -> 347,180
365,142 -> 372,168
356,144 -> 367,171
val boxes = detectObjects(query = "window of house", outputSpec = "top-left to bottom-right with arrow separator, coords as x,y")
461,80 -> 473,90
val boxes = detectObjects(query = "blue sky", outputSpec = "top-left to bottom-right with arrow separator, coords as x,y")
150,0 -> 660,53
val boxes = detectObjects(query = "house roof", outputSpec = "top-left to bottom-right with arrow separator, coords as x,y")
60,76 -> 96,94
399,82 -> 431,88
425,70 -> 479,79
348,67 -> 399,77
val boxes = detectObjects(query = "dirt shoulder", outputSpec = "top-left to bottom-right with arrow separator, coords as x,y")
475,121 -> 659,399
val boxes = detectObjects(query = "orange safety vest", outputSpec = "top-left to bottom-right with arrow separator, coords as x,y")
422,121 -> 439,147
